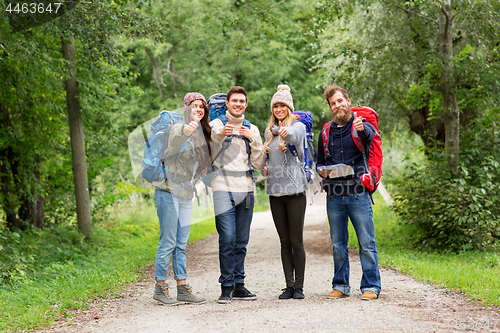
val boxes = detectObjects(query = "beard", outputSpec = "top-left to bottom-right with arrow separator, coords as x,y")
332,105 -> 352,126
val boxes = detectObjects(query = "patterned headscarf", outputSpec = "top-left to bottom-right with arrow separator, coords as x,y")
183,92 -> 207,111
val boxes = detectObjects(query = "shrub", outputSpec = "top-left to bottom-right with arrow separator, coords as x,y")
394,152 -> 500,252
394,159 -> 500,251
394,107 -> 500,252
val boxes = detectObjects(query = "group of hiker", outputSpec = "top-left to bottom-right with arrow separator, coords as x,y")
147,84 -> 381,306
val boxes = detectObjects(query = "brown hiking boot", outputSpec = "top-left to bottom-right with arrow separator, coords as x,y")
326,290 -> 349,299
361,290 -> 378,300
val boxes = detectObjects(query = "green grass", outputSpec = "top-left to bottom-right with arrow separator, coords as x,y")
0,199 -> 216,332
347,192 -> 500,308
189,217 -> 216,242
254,186 -> 270,213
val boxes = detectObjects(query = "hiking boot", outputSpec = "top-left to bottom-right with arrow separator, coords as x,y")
293,288 -> 305,299
177,284 -> 206,304
326,290 -> 349,299
361,290 -> 378,300
278,287 -> 295,299
233,283 -> 257,300
218,285 -> 234,304
153,283 -> 180,306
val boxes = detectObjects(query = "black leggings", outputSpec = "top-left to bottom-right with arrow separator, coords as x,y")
269,192 -> 307,289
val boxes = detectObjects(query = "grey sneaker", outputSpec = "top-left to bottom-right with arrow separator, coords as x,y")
153,283 -> 180,306
177,284 -> 206,304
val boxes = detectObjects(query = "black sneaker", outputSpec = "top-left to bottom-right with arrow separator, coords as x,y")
293,288 -> 305,299
218,285 -> 234,304
233,283 -> 257,300
278,287 -> 295,299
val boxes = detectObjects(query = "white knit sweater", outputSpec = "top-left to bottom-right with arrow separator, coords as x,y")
209,112 -> 265,193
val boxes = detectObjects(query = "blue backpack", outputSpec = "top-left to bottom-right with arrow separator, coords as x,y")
208,93 -> 228,122
289,110 -> 316,184
142,111 -> 199,199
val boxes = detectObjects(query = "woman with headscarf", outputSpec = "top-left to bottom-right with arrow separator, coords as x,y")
152,92 -> 212,306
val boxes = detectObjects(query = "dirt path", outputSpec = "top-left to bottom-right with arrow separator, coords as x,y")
41,193 -> 500,332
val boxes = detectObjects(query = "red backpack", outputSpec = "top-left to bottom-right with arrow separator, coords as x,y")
321,106 -> 383,192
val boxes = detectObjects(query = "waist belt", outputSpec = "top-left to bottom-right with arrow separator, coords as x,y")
322,179 -> 360,186
164,173 -> 200,205
210,168 -> 257,181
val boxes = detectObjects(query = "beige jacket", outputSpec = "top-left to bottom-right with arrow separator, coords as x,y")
210,112 -> 265,192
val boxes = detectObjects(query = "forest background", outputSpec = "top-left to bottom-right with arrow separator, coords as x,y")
1,0 -> 500,331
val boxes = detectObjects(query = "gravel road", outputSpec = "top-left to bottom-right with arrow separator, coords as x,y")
41,193 -> 500,333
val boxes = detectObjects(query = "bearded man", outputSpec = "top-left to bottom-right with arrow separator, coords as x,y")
317,85 -> 381,300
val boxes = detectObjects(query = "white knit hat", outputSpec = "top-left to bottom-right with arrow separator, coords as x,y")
270,84 -> 294,112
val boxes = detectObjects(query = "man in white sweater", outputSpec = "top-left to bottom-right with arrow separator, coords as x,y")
209,86 -> 265,304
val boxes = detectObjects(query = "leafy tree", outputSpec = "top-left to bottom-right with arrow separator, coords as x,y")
122,0 -> 325,137
306,0 -> 500,251
307,0 -> 500,169
0,0 -> 170,236
0,18 -> 66,230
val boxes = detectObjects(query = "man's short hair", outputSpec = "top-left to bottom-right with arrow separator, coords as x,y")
324,85 -> 349,103
227,86 -> 247,103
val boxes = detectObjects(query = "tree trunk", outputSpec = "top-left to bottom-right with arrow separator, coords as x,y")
0,151 -> 20,230
18,155 -> 45,228
170,62 -> 179,99
439,1 -> 460,169
144,46 -> 165,100
0,103 -> 21,230
409,102 -> 445,148
62,35 -> 92,238
19,195 -> 45,228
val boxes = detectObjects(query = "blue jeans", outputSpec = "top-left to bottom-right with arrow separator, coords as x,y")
213,191 -> 254,287
154,189 -> 192,281
326,192 -> 381,295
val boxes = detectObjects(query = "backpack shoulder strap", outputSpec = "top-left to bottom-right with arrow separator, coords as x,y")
351,122 -> 371,175
287,120 -> 303,156
321,121 -> 332,159
217,115 -> 229,126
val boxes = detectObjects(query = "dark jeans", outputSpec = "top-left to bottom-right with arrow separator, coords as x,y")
213,191 -> 254,287
270,193 -> 307,289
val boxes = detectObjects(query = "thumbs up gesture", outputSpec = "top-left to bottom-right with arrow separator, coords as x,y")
352,112 -> 364,131
222,117 -> 234,136
277,120 -> 288,138
183,121 -> 199,136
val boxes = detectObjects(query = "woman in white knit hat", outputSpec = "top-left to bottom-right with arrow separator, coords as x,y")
262,85 -> 308,299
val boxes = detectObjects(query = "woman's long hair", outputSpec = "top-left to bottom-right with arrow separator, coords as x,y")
184,101 -> 212,167
263,106 -> 297,152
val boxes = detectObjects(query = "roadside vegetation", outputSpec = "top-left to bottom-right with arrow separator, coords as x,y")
1,193 -> 155,332
0,185 -> 269,332
349,192 -> 500,309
